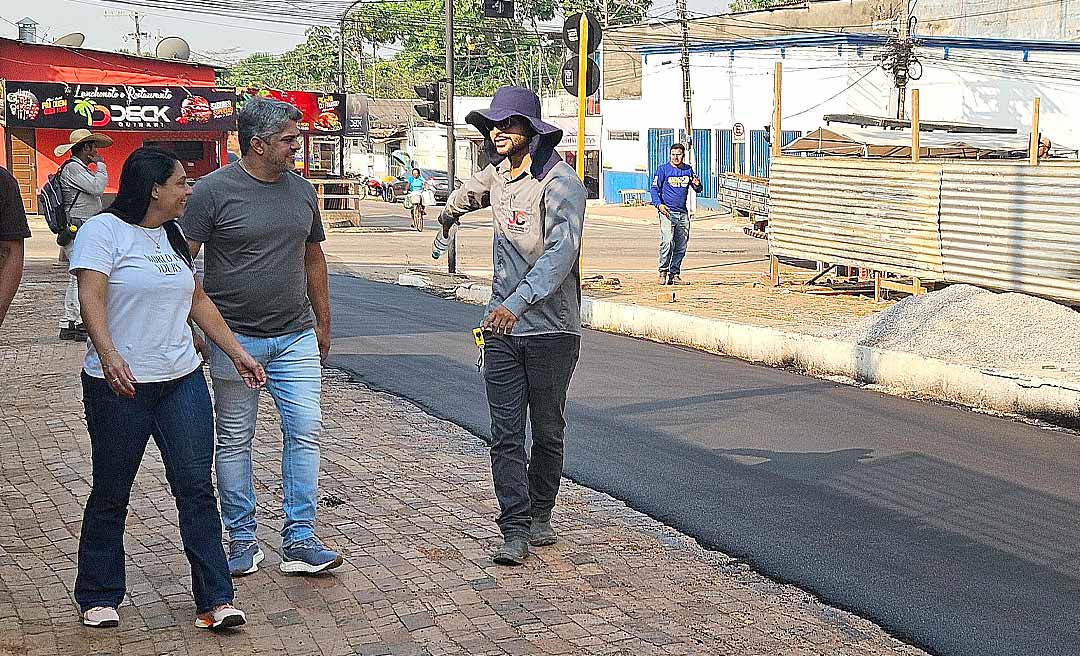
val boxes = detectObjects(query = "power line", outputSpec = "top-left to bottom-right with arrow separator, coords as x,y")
783,67 -> 879,119
67,0 -> 309,38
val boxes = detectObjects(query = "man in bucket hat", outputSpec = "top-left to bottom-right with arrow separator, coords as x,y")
54,129 -> 112,341
439,86 -> 586,565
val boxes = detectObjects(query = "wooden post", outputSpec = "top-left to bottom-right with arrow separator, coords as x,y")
577,14 -> 588,282
911,89 -> 920,163
769,255 -> 780,286
874,274 -> 882,303
772,62 -> 782,158
1029,97 -> 1041,166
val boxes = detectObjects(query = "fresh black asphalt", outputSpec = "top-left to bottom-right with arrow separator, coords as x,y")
327,274 -> 1080,656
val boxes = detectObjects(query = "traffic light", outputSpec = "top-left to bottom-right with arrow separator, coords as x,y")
483,0 -> 514,19
415,82 -> 440,122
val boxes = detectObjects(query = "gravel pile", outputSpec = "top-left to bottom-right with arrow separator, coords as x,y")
817,284 -> 1080,373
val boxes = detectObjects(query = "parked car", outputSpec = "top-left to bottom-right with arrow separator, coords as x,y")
383,168 -> 461,204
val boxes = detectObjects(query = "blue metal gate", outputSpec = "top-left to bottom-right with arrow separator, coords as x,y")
716,129 -> 734,174
749,130 -> 769,177
647,128 -> 675,181
749,129 -> 803,177
717,129 -> 747,175
692,128 -> 714,197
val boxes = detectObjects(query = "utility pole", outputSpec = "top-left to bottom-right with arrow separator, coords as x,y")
133,12 -> 143,56
445,0 -> 458,273
677,0 -> 696,216
678,0 -> 693,163
105,10 -> 149,56
897,0 -> 910,119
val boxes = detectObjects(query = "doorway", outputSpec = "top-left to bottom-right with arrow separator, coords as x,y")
7,128 -> 37,214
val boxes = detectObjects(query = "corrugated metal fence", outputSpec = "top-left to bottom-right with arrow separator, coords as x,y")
939,162 -> 1080,302
769,157 -> 1080,304
770,158 -> 945,279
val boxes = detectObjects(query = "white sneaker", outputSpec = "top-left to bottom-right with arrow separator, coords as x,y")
194,604 -> 246,630
82,606 -> 119,628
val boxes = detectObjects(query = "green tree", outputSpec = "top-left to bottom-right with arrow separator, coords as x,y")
220,0 -> 652,98
728,0 -> 796,12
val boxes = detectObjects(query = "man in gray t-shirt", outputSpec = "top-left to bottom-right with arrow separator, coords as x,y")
181,97 -> 341,577
183,162 -> 325,337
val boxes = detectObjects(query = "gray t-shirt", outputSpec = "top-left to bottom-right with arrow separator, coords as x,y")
181,164 -> 325,338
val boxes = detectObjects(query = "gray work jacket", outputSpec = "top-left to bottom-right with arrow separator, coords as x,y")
443,157 -> 586,336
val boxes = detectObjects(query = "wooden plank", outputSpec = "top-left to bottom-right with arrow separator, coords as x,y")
772,62 -> 782,158
911,89 -> 920,163
1029,97 -> 1041,166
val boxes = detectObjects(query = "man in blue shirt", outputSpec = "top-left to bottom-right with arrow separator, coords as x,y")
650,143 -> 702,285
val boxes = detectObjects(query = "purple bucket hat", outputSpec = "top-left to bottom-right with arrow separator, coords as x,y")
465,86 -> 562,140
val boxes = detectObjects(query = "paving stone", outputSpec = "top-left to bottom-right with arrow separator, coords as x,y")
0,263 -> 927,656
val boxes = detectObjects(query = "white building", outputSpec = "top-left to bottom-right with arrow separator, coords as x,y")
600,33 -> 1080,205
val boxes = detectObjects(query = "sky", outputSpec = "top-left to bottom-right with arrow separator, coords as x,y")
1,0 -> 311,62
2,0 -> 731,64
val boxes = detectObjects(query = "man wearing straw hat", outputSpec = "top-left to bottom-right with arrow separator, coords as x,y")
54,129 -> 112,342
439,86 -> 586,566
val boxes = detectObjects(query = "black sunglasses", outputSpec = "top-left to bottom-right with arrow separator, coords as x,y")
492,116 -> 521,130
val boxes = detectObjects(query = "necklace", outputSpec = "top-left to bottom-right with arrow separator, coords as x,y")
137,225 -> 162,251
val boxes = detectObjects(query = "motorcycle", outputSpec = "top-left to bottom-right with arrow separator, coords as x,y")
360,176 -> 383,198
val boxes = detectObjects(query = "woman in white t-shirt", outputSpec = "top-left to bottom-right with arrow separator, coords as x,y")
69,148 -> 266,631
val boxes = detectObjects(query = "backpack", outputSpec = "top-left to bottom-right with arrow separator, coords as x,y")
39,160 -> 82,235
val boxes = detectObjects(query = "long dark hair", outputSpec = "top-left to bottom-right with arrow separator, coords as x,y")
107,147 -> 194,270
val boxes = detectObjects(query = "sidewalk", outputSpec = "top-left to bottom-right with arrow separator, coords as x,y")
0,261 -> 927,656
586,203 -> 749,232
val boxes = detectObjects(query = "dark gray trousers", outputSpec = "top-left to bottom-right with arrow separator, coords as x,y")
483,332 -> 580,539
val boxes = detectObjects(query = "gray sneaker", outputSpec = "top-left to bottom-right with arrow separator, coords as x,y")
493,536 -> 530,565
227,541 -> 264,577
280,537 -> 343,574
529,519 -> 557,547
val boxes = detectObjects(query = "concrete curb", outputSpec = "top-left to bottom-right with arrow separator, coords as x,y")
453,282 -> 1080,425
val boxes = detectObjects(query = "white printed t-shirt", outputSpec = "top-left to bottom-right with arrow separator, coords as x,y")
69,212 -> 203,382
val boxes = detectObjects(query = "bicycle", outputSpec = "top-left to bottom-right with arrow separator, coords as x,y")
410,192 -> 425,232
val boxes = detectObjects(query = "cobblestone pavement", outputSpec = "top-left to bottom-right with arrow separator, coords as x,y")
1,261 -> 927,656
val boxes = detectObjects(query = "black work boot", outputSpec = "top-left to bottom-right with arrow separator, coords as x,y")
492,536 -> 529,566
529,518 -> 557,547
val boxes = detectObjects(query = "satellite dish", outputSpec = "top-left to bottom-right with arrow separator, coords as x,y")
53,32 -> 86,47
155,36 -> 190,61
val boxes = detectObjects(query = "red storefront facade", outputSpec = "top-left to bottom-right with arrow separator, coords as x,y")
0,36 -> 228,213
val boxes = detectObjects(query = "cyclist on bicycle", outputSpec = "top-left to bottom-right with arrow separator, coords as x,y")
407,168 -> 427,231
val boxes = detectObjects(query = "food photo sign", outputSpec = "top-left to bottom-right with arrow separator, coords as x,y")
3,82 -> 237,131
237,89 -> 345,134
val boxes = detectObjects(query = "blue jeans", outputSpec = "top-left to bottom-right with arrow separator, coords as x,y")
75,369 -> 233,614
658,209 -> 691,276
209,328 -> 322,547
483,332 -> 580,539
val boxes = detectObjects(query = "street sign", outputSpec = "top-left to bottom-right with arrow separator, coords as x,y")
483,0 -> 514,19
733,122 -> 745,139
561,56 -> 600,97
562,12 -> 602,53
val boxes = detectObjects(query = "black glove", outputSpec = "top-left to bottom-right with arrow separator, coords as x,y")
438,211 -> 458,237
